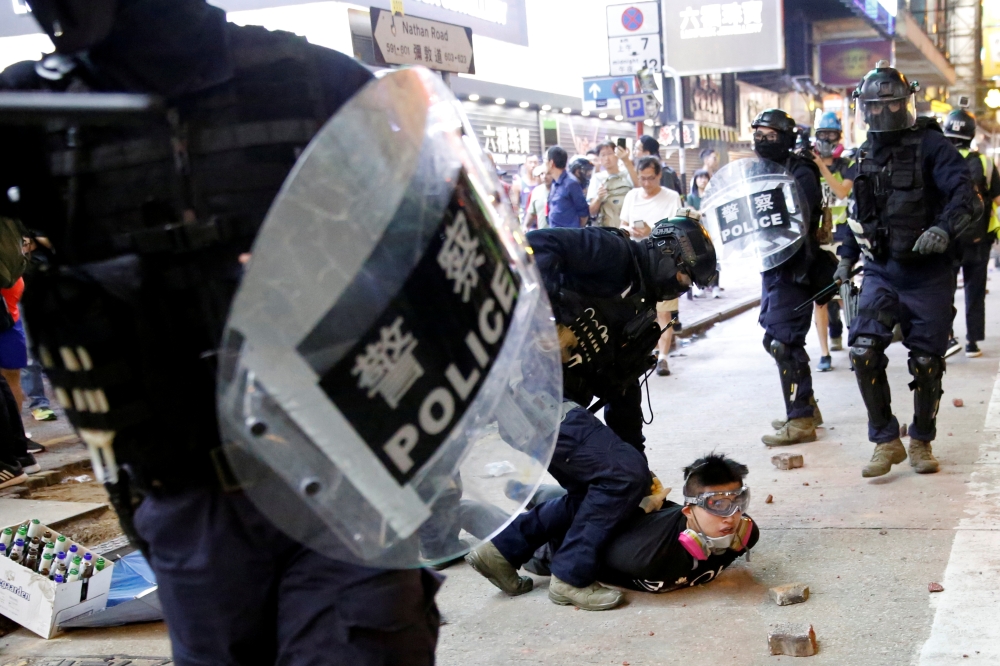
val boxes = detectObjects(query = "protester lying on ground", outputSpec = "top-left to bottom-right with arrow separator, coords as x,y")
464,453 -> 758,595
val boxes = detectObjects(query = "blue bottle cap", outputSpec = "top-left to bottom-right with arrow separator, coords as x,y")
53,574 -> 63,583
68,544 -> 78,553
14,539 -> 23,547
56,551 -> 65,560
83,552 -> 92,561
0,544 -> 6,553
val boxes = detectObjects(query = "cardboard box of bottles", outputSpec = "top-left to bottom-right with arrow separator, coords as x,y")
0,522 -> 114,638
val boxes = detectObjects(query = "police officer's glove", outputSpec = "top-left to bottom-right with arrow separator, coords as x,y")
833,258 -> 854,285
913,226 -> 950,255
639,477 -> 670,514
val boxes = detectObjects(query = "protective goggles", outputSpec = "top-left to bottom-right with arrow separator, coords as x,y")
683,486 -> 750,517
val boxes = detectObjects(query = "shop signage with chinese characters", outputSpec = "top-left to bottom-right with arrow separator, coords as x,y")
482,125 -> 533,165
661,0 -> 783,76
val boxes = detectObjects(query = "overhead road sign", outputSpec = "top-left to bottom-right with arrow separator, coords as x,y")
620,92 -> 660,122
581,75 -> 638,111
607,2 -> 660,37
370,7 -> 475,74
609,34 -> 662,75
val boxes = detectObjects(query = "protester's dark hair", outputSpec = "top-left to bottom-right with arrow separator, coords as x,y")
683,453 -> 748,496
638,135 -> 660,156
596,140 -> 617,155
637,156 -> 662,175
690,168 -> 711,197
547,146 -> 568,169
699,148 -> 717,162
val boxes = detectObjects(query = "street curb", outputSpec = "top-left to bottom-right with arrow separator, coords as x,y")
677,296 -> 761,338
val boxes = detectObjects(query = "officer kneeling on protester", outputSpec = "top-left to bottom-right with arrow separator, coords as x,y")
751,109 -> 831,447
516,453 -> 758,594
942,108 -> 1000,359
466,211 -> 717,611
837,61 -> 978,478
0,1 -> 442,663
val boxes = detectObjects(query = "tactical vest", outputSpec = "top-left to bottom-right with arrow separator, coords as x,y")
21,25 -> 334,491
851,128 -> 933,261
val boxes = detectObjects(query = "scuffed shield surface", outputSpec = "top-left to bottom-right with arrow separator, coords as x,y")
216,68 -> 561,568
700,158 -> 807,272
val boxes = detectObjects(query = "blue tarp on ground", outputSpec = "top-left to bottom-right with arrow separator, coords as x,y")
59,551 -> 162,628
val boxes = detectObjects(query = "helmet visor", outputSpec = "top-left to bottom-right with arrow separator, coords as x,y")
855,94 -> 916,133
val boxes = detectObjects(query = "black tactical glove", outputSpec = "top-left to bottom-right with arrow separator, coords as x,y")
833,258 -> 854,285
913,226 -> 950,255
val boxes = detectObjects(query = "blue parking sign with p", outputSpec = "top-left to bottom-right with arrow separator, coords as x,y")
624,96 -> 645,120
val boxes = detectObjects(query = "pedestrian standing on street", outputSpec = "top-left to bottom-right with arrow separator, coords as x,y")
752,109 -> 828,447
633,135 -> 683,197
547,146 -> 590,228
700,148 -> 719,176
942,109 -> 1000,358
587,141 -> 637,228
837,62 -> 977,477
524,165 -> 551,230
619,157 -> 682,376
686,169 -> 712,211
511,154 -> 541,223
2,2 -> 440,663
811,112 -> 857,371
0,274 -> 38,479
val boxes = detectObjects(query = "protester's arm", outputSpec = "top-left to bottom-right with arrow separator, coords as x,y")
570,181 -> 590,227
618,146 -> 639,188
527,227 -> 634,295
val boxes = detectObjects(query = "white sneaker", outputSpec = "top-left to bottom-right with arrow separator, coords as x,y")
712,286 -> 722,299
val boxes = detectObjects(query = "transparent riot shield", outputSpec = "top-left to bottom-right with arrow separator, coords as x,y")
215,68 -> 562,568
699,158 -> 807,272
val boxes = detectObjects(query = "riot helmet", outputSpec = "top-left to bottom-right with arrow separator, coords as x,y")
567,156 -> 594,193
25,0 -> 118,53
751,109 -> 797,163
814,112 -> 842,158
943,109 -> 976,147
852,61 -> 919,133
644,209 -> 717,301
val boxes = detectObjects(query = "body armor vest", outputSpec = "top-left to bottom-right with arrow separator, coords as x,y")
21,25 -> 333,490
851,128 -> 933,261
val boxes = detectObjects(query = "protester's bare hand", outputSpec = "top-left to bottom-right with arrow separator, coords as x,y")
615,145 -> 630,161
597,184 -> 608,201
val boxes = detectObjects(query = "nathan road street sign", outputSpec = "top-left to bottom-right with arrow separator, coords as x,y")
620,92 -> 660,122
370,7 -> 475,74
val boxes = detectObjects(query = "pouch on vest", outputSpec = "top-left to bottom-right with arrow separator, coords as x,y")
0,217 -> 26,290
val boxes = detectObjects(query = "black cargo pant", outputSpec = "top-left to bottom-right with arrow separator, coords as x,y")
956,242 -> 990,343
0,372 -> 28,465
134,488 -> 441,666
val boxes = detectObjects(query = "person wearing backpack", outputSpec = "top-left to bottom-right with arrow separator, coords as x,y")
942,109 -> 1000,358
835,62 -> 978,478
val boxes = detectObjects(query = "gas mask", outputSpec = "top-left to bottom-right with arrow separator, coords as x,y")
815,138 -> 836,158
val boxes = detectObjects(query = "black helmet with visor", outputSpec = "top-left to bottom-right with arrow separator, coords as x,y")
943,109 -> 976,144
852,60 -> 919,133
645,209 -> 718,300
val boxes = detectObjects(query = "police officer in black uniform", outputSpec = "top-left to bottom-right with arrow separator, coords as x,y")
0,1 -> 439,663
836,62 -> 976,478
943,108 -> 1000,358
751,109 -> 828,447
466,214 -> 717,611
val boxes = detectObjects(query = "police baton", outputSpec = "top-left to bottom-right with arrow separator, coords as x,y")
793,266 -> 863,313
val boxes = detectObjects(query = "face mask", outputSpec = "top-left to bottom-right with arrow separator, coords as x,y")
815,138 -> 836,158
754,139 -> 790,163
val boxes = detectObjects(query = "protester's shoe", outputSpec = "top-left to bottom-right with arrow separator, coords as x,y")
861,439 -> 907,478
0,460 -> 26,489
712,286 -> 722,299
31,407 -> 56,422
25,439 -> 44,454
771,397 -> 823,430
945,337 -> 962,358
465,541 -> 533,596
16,453 -> 39,474
504,479 -> 531,503
966,342 -> 983,358
762,417 -> 817,447
548,576 -> 624,611
830,337 -> 843,352
656,358 -> 670,377
908,439 -> 940,474
817,356 -> 833,372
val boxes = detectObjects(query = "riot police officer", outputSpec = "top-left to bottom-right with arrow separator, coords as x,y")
943,108 -> 1000,357
0,1 -> 439,663
752,109 -> 828,447
837,62 -> 976,477
466,213 -> 717,611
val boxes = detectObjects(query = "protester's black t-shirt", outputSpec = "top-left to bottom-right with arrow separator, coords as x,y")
598,501 -> 759,593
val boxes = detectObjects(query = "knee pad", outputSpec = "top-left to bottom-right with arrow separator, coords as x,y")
849,336 -> 887,376
768,338 -> 792,363
908,351 -> 944,383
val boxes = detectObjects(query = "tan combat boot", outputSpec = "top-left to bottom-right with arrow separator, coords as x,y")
762,417 -> 817,446
861,439 -> 907,478
908,439 -> 940,474
465,541 -> 533,596
771,396 -> 824,430
548,576 -> 624,610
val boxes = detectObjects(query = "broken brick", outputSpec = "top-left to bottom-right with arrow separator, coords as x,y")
771,453 -> 804,470
953,398 -> 964,407
929,582 -> 944,593
768,623 -> 818,657
765,494 -> 774,504
770,583 -> 810,606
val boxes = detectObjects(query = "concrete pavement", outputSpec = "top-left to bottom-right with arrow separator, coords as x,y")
436,271 -> 1000,665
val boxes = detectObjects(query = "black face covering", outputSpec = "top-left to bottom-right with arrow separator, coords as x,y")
644,242 -> 687,302
754,137 -> 792,163
86,0 -> 233,97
